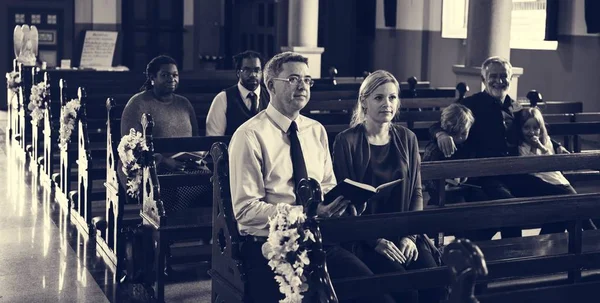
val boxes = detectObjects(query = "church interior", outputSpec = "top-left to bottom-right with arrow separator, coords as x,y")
2,0 -> 600,302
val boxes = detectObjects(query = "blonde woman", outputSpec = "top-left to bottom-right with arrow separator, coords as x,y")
332,70 -> 443,303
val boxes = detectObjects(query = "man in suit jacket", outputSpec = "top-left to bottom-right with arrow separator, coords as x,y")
205,50 -> 270,136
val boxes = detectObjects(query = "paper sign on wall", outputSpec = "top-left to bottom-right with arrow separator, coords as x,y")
79,31 -> 118,68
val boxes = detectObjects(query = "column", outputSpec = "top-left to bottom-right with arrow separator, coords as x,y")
453,0 -> 523,98
281,0 -> 324,78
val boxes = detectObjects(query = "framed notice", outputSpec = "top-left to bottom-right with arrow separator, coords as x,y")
79,30 -> 118,68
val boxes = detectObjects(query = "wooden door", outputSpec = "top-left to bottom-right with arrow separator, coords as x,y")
225,0 -> 285,67
122,0 -> 184,72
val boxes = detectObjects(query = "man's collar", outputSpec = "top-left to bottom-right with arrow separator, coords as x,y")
265,103 -> 301,132
237,82 -> 261,98
482,91 -> 514,107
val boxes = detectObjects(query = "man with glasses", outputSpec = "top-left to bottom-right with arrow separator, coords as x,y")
228,51 -> 396,302
206,50 -> 270,136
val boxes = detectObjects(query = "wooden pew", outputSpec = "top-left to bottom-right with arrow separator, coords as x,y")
6,59 -> 19,140
422,149 -> 600,210
40,74 -> 62,186
15,63 -> 35,157
209,144 -> 600,302
30,69 -> 50,174
139,113 -> 231,302
95,97 -> 144,276
71,87 -> 110,237
318,193 -> 600,301
445,239 -> 600,303
53,80 -> 71,210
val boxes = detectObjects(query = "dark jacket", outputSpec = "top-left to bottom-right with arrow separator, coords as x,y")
429,91 -> 522,158
332,123 -> 441,263
332,123 -> 423,212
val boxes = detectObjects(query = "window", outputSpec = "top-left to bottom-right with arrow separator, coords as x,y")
442,0 -> 557,50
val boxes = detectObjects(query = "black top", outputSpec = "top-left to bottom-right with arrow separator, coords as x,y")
460,92 -> 521,158
224,84 -> 269,135
363,142 -> 407,214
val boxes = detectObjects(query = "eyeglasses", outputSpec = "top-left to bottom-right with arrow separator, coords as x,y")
240,67 -> 262,75
272,75 -> 314,87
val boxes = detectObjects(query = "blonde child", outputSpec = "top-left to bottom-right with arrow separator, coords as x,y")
515,107 -> 596,234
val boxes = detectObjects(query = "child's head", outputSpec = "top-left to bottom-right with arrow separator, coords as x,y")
515,107 -> 549,146
441,103 -> 475,144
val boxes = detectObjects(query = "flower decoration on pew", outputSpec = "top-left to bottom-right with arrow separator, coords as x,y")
59,98 -> 81,151
5,71 -> 20,107
118,128 -> 149,198
28,81 -> 48,125
6,71 -> 21,93
262,203 -> 316,303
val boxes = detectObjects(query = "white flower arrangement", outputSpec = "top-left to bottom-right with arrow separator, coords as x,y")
28,81 -> 48,125
59,99 -> 81,151
262,203 -> 316,303
117,128 -> 149,198
6,71 -> 21,93
5,72 -> 20,108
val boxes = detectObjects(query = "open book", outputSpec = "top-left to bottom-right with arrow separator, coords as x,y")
445,178 -> 482,189
324,178 -> 404,206
170,151 -> 207,163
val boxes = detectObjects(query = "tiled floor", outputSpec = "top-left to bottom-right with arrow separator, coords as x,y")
0,112 -> 109,302
0,111 -> 211,302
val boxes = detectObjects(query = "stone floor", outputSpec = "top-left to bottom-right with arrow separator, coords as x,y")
0,110 -> 211,302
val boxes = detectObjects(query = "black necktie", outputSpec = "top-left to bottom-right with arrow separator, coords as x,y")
288,121 -> 308,193
248,92 -> 258,115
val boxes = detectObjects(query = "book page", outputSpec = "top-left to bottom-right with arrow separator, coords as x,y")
343,178 -> 376,192
376,178 -> 404,192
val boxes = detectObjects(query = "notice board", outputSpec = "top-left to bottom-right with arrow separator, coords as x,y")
79,31 -> 118,68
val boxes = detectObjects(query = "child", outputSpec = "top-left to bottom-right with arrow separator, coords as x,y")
514,107 -> 597,234
423,103 -> 477,205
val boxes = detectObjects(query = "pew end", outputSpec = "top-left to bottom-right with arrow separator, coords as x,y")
208,142 -> 247,303
139,114 -> 226,302
444,239 -> 488,303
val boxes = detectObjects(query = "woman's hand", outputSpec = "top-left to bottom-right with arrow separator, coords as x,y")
398,237 -> 419,263
374,238 -> 407,264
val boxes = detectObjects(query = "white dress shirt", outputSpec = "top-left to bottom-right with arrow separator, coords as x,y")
518,140 -> 570,185
205,82 -> 262,136
228,103 -> 337,236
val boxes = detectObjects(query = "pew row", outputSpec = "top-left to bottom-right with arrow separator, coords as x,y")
139,113 -> 231,302
445,239 -> 600,303
209,142 -> 600,302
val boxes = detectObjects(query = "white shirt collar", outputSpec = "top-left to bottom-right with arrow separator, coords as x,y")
237,82 -> 261,99
265,103 -> 303,133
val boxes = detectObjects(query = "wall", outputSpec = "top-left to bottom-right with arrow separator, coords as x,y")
1,0 -> 74,110
74,0 -> 121,66
372,0 -> 600,112
512,0 -> 600,111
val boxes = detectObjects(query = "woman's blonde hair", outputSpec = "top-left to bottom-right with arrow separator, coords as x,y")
515,107 -> 549,145
349,70 -> 400,127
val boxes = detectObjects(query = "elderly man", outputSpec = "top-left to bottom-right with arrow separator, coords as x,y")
228,52 -> 396,302
432,56 -> 567,158
429,56 -> 567,239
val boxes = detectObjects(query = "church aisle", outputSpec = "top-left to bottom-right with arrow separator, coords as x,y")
0,111 -> 109,303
